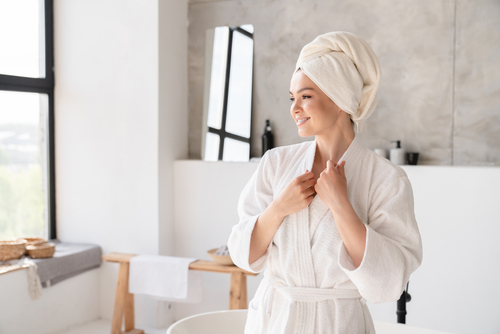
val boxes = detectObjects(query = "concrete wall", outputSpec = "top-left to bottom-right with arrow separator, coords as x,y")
173,160 -> 500,334
187,0 -> 500,165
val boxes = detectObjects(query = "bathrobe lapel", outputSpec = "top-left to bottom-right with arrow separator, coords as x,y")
306,137 -> 361,244
294,139 -> 318,287
279,141 -> 317,333
282,137 -> 363,333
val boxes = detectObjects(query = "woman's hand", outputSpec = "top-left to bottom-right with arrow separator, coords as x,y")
315,160 -> 367,268
273,170 -> 316,219
249,170 -> 315,264
315,160 -> 348,213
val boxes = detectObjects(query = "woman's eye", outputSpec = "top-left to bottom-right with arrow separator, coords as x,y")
290,97 -> 295,102
303,95 -> 311,99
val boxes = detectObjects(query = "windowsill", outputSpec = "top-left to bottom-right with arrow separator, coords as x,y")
0,241 -> 102,287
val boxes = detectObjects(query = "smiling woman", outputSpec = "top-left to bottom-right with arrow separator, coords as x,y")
228,31 -> 422,334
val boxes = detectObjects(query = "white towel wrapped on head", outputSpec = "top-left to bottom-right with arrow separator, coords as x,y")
295,31 -> 381,133
129,255 -> 202,303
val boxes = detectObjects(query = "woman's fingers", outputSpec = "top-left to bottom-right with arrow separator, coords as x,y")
296,170 -> 314,182
338,161 -> 346,179
305,186 -> 316,197
301,178 -> 316,189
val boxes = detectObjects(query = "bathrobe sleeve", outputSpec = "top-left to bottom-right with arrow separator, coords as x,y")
227,150 -> 275,273
338,175 -> 423,303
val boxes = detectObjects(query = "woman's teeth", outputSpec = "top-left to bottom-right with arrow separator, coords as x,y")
297,118 -> 310,125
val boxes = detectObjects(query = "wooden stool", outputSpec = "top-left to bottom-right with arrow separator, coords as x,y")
102,253 -> 258,334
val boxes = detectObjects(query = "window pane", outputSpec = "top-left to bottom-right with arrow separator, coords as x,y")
0,91 -> 49,238
222,138 -> 249,162
204,132 -> 220,162
225,31 -> 253,138
207,26 -> 229,130
0,0 -> 44,78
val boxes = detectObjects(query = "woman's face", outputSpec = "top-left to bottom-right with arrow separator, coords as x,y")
289,69 -> 345,138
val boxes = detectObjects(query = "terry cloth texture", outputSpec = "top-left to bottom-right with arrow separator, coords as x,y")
228,136 -> 423,334
295,31 -> 381,133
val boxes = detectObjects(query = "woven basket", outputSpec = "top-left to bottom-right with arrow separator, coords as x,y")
23,237 -> 47,255
26,243 -> 55,259
24,237 -> 47,246
0,239 -> 27,261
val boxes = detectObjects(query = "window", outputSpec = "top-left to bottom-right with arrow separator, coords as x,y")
202,25 -> 254,162
0,0 -> 55,239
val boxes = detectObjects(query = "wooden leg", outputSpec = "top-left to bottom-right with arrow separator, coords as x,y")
124,291 -> 135,332
111,262 -> 129,334
111,262 -> 144,334
229,272 -> 247,310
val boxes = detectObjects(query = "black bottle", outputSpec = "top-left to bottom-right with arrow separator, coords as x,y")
262,119 -> 274,156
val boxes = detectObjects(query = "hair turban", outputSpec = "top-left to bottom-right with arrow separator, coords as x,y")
295,31 -> 381,133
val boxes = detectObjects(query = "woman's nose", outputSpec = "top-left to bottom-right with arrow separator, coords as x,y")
291,100 -> 301,113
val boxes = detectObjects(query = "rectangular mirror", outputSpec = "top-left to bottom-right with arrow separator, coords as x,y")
201,24 -> 254,162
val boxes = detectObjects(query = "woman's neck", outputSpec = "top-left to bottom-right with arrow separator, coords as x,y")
314,124 -> 355,169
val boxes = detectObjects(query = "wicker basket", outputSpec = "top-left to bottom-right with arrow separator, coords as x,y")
24,237 -> 47,246
23,237 -> 47,255
0,239 -> 27,261
26,243 -> 55,259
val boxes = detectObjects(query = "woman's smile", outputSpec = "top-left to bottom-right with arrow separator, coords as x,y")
296,117 -> 310,126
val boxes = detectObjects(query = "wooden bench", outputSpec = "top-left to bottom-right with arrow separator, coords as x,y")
102,252 -> 258,334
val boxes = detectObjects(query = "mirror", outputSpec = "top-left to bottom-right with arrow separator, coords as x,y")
201,24 -> 254,162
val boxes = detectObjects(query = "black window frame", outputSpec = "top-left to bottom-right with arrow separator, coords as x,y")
207,26 -> 253,161
0,0 -> 56,239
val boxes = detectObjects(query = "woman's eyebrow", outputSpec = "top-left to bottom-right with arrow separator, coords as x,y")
290,87 -> 315,94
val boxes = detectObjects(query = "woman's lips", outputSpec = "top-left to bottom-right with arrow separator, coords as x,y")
297,117 -> 310,126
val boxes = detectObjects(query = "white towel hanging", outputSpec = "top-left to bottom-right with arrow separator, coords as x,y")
129,255 -> 202,303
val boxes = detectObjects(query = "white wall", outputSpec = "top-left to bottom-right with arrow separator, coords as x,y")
158,0 -> 189,257
174,160 -> 500,334
0,268 -> 100,334
54,0 -> 188,329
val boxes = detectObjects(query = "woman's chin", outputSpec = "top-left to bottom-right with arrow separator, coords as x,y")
297,129 -> 313,138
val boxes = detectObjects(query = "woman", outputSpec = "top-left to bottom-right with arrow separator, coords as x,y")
227,31 -> 423,334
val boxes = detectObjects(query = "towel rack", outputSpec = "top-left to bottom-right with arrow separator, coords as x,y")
102,252 -> 258,334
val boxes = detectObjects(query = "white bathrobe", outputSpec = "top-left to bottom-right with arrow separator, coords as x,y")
227,136 -> 423,334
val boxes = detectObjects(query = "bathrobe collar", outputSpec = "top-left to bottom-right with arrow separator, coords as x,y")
281,135 -> 367,289
303,135 -> 364,179
304,135 -> 366,240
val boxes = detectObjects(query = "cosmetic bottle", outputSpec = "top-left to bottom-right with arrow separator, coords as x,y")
390,140 -> 406,165
262,119 -> 274,156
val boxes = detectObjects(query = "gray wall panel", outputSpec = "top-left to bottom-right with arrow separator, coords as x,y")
454,0 -> 500,165
188,0 -> 499,165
